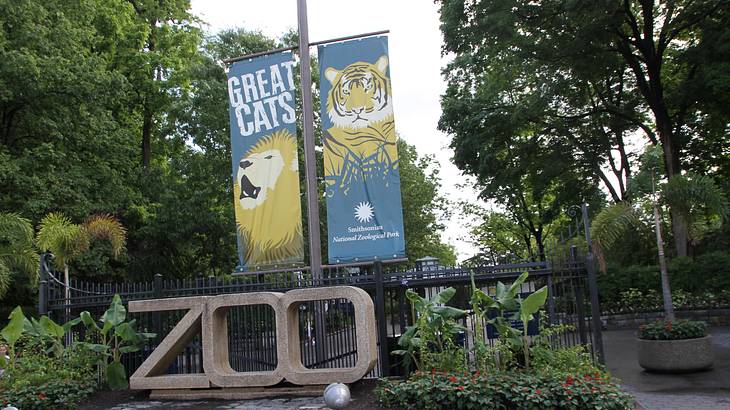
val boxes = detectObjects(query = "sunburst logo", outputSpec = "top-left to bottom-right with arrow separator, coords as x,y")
354,201 -> 374,223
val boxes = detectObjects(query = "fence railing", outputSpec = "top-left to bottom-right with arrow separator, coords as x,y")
42,258 -> 600,379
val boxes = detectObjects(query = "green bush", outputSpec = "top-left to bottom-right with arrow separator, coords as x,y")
0,343 -> 98,409
377,370 -> 634,410
638,320 -> 707,340
599,251 -> 730,310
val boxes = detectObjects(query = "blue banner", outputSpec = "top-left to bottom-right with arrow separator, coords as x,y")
227,52 -> 303,269
318,36 -> 406,263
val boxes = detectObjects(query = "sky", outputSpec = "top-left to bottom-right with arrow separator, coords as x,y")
190,0 -> 481,261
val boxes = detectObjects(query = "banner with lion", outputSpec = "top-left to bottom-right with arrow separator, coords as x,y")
318,36 -> 406,263
227,52 -> 304,270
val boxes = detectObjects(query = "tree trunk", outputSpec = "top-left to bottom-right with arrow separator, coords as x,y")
657,112 -> 687,257
141,16 -> 158,168
141,106 -> 152,167
653,201 -> 675,321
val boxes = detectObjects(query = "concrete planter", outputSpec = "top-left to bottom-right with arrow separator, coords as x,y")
637,335 -> 713,373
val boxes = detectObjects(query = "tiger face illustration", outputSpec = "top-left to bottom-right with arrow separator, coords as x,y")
324,55 -> 393,129
323,55 -> 399,195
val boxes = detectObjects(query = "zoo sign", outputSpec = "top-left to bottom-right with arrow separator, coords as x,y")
227,52 -> 304,270
128,286 -> 377,390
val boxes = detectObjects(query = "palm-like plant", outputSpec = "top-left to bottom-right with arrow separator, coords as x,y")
0,213 -> 39,299
592,147 -> 728,321
36,213 -> 126,302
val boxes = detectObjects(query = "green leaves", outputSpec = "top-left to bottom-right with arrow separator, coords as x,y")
397,287 -> 467,372
79,294 -> 155,390
107,361 -> 128,390
519,286 -> 548,325
1,306 -> 26,347
101,294 -> 127,327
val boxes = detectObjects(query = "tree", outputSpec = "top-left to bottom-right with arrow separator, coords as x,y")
397,139 -> 457,266
437,0 -> 730,256
36,213 -> 126,302
124,0 -> 201,167
0,213 -> 38,299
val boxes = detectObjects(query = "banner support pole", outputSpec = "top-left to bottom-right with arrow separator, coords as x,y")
297,0 -> 327,366
297,0 -> 323,280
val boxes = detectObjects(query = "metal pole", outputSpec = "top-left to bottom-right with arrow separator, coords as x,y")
296,0 -> 322,279
38,253 -> 49,316
373,261 -> 390,376
581,203 -> 605,363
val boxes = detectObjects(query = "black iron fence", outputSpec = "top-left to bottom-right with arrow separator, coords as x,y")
40,253 -> 602,380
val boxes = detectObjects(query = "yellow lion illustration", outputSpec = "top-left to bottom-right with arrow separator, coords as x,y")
233,130 -> 303,267
323,55 -> 399,194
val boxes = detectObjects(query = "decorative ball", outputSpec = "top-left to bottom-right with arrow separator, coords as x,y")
323,382 -> 351,409
3,406 -> 18,410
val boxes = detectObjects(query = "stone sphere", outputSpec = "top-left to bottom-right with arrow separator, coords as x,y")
323,382 -> 351,409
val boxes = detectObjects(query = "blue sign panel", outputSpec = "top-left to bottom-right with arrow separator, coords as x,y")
318,36 -> 406,263
227,52 -> 304,269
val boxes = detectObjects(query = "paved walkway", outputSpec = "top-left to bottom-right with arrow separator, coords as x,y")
604,326 -> 730,410
108,397 -> 328,410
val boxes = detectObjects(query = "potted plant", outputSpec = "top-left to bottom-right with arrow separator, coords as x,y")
637,319 -> 713,372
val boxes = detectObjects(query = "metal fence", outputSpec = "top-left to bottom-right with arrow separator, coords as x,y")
40,252 -> 603,380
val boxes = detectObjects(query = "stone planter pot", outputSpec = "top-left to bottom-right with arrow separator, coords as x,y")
637,335 -> 713,373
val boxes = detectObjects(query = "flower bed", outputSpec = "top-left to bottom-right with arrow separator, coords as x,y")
377,371 -> 634,410
638,320 -> 707,340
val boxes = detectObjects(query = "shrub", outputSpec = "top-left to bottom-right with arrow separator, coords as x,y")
638,320 -> 707,340
599,251 -> 730,305
0,343 -> 98,409
377,370 -> 634,410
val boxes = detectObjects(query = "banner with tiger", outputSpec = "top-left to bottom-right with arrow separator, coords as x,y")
318,36 -> 406,263
226,52 -> 304,270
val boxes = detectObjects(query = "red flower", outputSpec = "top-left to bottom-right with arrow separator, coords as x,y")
431,368 -> 436,375
475,370 -> 481,377
448,376 -> 458,383
38,393 -> 46,401
565,375 -> 574,385
536,389 -> 542,395
457,386 -> 465,391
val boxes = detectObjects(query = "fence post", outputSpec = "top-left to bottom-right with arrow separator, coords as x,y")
546,273 -> 555,326
582,203 -> 605,363
38,253 -> 50,316
153,274 -> 163,342
373,260 -> 390,377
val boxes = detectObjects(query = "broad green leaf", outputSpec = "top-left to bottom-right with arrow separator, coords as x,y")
101,294 -> 126,327
119,346 -> 140,354
62,317 -> 83,332
77,342 -> 109,353
107,361 -> 128,390
507,272 -> 529,297
80,311 -> 99,330
40,316 -> 65,338
139,332 -> 156,340
115,322 -> 140,343
496,281 -> 507,301
102,319 -> 114,336
431,306 -> 467,319
432,287 -> 456,304
405,290 -> 422,303
471,289 -> 497,309
520,286 -> 548,324
1,307 -> 26,346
